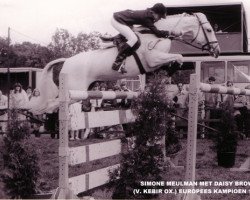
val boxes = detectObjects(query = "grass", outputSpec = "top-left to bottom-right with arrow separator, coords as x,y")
0,134 -> 249,199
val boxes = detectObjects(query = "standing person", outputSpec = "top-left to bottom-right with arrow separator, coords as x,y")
26,86 -> 33,100
172,82 -> 189,109
204,76 -> 221,133
111,3 -> 181,73
120,82 -> 132,109
90,83 -> 101,111
0,90 -> 8,133
10,83 -> 29,109
10,83 -> 29,121
172,82 -> 189,135
29,89 -> 44,137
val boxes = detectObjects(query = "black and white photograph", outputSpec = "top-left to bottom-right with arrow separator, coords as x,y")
0,0 -> 250,199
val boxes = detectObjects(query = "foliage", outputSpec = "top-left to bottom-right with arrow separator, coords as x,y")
0,29 -> 102,68
48,28 -> 102,58
1,110 -> 40,198
109,71 -> 174,199
165,124 -> 182,155
12,42 -> 53,68
216,110 -> 238,152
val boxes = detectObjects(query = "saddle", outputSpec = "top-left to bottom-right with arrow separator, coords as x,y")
100,34 -> 140,55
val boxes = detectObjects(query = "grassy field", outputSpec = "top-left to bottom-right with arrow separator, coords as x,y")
0,134 -> 249,199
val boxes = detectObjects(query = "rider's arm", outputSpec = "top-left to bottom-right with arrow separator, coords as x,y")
144,19 -> 169,38
148,26 -> 169,37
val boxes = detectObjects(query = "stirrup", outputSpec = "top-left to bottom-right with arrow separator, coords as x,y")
118,61 -> 128,74
118,64 -> 127,74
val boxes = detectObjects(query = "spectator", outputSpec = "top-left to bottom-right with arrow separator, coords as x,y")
120,82 -> 132,109
172,82 -> 189,109
99,83 -> 107,91
0,90 -> 8,133
69,102 -> 81,140
113,85 -> 122,108
101,86 -> 116,110
234,87 -> 247,137
214,23 -> 222,33
172,82 -> 189,135
29,89 -> 44,137
245,84 -> 250,104
90,82 -> 102,111
204,76 -> 221,132
26,86 -> 33,100
221,81 -> 235,111
10,83 -> 29,121
10,82 -> 29,109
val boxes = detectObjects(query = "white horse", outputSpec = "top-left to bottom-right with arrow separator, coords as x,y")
27,13 -> 220,114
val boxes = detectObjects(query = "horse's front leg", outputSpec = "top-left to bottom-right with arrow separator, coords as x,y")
145,50 -> 183,69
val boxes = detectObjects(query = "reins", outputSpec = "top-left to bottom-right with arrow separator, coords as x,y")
171,13 -> 219,53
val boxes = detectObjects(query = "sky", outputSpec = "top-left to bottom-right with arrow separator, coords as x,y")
0,0 -> 250,46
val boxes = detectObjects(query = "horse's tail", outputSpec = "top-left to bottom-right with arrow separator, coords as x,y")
42,58 -> 67,76
27,58 -> 66,114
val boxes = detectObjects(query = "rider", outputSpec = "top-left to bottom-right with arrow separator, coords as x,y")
111,3 -> 179,73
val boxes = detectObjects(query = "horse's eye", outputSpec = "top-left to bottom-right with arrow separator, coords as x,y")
207,29 -> 212,32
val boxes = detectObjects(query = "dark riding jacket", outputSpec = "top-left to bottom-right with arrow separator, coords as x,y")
113,9 -> 169,38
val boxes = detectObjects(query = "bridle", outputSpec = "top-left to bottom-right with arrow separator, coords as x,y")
173,13 -> 219,54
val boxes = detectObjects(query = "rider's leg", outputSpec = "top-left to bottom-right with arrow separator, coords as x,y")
111,18 -> 137,72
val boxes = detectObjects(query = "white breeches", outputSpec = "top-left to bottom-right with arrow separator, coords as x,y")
111,17 -> 138,47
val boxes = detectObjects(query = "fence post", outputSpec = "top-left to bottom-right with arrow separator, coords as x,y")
185,73 -> 199,182
57,73 -> 70,198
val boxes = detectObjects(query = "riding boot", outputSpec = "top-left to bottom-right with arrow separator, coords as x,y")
112,43 -> 132,73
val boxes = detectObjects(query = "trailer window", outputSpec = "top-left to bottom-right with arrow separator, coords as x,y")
201,61 -> 225,83
228,61 -> 250,83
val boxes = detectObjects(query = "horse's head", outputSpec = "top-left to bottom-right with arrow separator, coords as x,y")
155,12 -> 220,58
190,13 -> 220,58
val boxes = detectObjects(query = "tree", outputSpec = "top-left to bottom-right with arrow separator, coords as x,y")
109,72 -> 173,199
13,42 -> 53,68
1,110 -> 40,198
48,28 -> 102,58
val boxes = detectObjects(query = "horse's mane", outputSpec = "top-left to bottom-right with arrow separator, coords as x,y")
165,13 -> 192,18
134,12 -> 195,34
